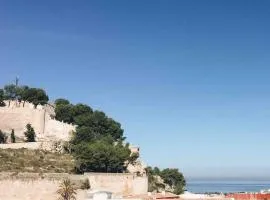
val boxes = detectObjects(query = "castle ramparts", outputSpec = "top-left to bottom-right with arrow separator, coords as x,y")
0,100 -> 75,141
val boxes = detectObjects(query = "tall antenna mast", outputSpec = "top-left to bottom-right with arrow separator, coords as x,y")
15,76 -> 19,87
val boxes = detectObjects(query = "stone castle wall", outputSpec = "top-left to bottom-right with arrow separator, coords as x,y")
0,172 -> 148,199
85,173 -> 148,195
0,173 -> 87,200
0,101 -> 75,141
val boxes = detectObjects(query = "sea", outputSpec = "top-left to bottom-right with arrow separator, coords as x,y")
186,179 -> 270,194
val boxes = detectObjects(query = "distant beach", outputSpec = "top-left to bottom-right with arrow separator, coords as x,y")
186,179 -> 270,194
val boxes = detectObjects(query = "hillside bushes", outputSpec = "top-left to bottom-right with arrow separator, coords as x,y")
55,99 -> 132,173
1,84 -> 48,107
0,89 -> 5,107
146,167 -> 186,194
0,148 -> 74,173
0,130 -> 8,144
24,124 -> 36,142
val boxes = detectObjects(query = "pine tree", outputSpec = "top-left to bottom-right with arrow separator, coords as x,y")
24,124 -> 36,142
0,130 -> 8,144
11,129 -> 16,143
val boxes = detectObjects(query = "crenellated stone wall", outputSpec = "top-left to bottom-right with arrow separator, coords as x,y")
0,100 -> 75,141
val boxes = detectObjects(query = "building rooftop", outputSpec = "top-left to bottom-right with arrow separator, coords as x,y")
124,192 -> 179,200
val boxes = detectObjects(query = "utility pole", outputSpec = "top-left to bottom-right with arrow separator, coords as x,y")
15,76 -> 19,87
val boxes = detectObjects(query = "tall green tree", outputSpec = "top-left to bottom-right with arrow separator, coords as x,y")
55,104 -> 74,123
25,88 -> 49,107
0,89 -> 5,106
2,84 -> 49,107
71,126 -> 98,144
55,102 -> 93,124
55,98 -> 70,106
24,124 -> 36,142
3,84 -> 17,99
72,104 -> 93,117
146,167 -> 165,192
73,111 -> 124,142
160,168 -> 186,194
146,167 -> 186,194
73,141 -> 131,173
11,129 -> 16,143
16,85 -> 29,106
3,84 -> 17,106
54,97 -> 132,174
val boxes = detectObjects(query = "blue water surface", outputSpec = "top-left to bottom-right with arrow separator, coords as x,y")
186,180 -> 270,194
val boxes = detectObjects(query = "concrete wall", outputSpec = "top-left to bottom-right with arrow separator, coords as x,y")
85,173 -> 148,195
0,101 -> 75,141
0,173 -> 87,200
0,172 -> 148,199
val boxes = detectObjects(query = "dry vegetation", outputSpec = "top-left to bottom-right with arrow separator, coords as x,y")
0,148 -> 75,173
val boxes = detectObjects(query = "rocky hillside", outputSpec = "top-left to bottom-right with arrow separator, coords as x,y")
0,148 -> 75,173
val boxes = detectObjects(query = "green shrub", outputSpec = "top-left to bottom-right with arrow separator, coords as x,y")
0,130 -> 8,144
24,124 -> 36,142
11,129 -> 16,143
81,179 -> 90,190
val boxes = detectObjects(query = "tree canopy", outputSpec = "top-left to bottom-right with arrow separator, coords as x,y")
55,99 -> 124,142
0,89 -> 5,106
3,84 -> 17,100
73,141 -> 131,173
1,84 -> 49,107
146,166 -> 186,194
21,87 -> 49,106
11,129 -> 16,143
55,104 -> 74,123
55,98 -> 70,106
0,130 -> 8,144
54,98 -> 128,173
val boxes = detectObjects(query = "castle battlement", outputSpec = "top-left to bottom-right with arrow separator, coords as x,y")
0,100 -> 75,141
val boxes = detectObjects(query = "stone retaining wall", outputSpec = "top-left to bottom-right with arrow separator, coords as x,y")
0,172 -> 88,200
0,141 -> 65,153
0,172 -> 148,199
85,173 -> 148,195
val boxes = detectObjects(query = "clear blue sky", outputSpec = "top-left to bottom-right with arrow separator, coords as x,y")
1,0 -> 270,179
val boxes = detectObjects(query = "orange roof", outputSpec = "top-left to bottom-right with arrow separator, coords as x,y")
124,192 -> 179,200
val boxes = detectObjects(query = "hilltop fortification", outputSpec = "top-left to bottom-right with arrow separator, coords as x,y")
0,100 -> 75,141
